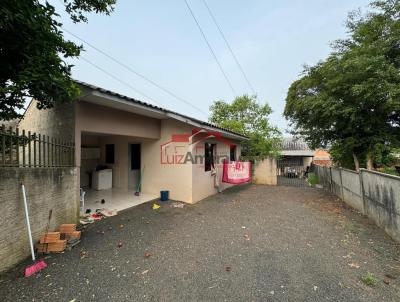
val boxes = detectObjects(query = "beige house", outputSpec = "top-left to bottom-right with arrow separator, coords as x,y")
19,81 -> 247,209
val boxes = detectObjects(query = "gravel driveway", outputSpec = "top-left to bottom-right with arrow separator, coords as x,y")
1,185 -> 400,301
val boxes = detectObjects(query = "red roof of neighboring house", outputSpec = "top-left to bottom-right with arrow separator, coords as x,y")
313,149 -> 332,166
314,149 -> 331,160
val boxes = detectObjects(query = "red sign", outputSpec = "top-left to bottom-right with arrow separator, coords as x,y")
222,161 -> 251,184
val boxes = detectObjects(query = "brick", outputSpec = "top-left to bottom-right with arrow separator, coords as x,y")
39,232 -> 60,243
0,167 -> 78,272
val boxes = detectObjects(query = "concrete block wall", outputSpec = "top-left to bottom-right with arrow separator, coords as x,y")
0,168 -> 78,272
361,170 -> 400,242
341,169 -> 363,213
314,165 -> 400,243
253,158 -> 277,185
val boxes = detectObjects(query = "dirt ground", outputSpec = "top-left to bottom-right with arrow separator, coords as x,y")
1,185 -> 400,301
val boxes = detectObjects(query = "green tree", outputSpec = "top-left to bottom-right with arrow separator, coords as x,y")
284,0 -> 400,171
209,95 -> 281,158
0,0 -> 116,121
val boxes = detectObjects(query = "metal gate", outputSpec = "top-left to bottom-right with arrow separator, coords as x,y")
276,157 -> 310,187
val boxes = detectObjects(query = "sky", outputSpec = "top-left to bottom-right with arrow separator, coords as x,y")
53,0 -> 372,133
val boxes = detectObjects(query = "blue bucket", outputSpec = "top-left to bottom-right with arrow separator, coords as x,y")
160,190 -> 169,202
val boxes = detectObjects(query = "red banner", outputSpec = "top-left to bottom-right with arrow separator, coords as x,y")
222,161 -> 251,184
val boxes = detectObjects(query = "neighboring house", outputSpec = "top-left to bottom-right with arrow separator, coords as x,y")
18,81 -> 247,206
313,149 -> 332,166
278,137 -> 314,177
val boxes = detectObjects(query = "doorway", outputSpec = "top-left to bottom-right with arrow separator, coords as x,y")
128,144 -> 141,190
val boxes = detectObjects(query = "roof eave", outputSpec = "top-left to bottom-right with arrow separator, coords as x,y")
76,81 -> 248,141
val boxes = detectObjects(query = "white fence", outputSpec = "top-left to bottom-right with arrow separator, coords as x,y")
314,165 -> 400,242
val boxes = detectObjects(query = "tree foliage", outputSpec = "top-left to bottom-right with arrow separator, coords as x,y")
0,0 -> 116,120
209,95 -> 281,158
284,0 -> 400,170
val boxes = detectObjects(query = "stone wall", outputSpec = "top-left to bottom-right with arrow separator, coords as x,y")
0,168 -> 78,272
314,166 -> 400,242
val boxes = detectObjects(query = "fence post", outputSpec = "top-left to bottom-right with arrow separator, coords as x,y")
38,133 -> 41,167
28,131 -> 31,167
47,136 -> 50,167
43,135 -> 46,167
51,137 -> 54,167
339,167 -> 344,200
358,169 -> 366,214
8,127 -> 13,167
2,125 -> 5,166
22,129 -> 26,167
58,139 -> 61,167
16,127 -> 19,167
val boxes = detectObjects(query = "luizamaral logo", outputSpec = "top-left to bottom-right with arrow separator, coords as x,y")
160,128 -> 234,165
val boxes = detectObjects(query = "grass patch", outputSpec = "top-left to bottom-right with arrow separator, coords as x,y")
382,167 -> 398,176
344,222 -> 360,234
307,172 -> 319,185
361,272 -> 377,286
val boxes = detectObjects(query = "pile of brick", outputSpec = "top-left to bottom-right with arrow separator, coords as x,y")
36,224 -> 81,253
59,224 -> 81,240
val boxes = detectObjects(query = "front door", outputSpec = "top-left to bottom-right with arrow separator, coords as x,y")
128,144 -> 141,190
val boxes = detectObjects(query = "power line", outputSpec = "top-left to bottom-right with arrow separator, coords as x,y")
202,0 -> 256,95
62,27 -> 209,117
80,56 -> 164,107
183,0 -> 236,96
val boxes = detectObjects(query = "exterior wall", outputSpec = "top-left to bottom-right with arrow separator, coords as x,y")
98,135 -> 145,190
18,100 -> 75,142
253,157 -> 277,185
0,168 -> 78,272
303,157 -> 313,168
80,136 -> 101,187
191,140 -> 242,203
141,119 -> 193,202
314,166 -> 400,243
74,101 -> 161,167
